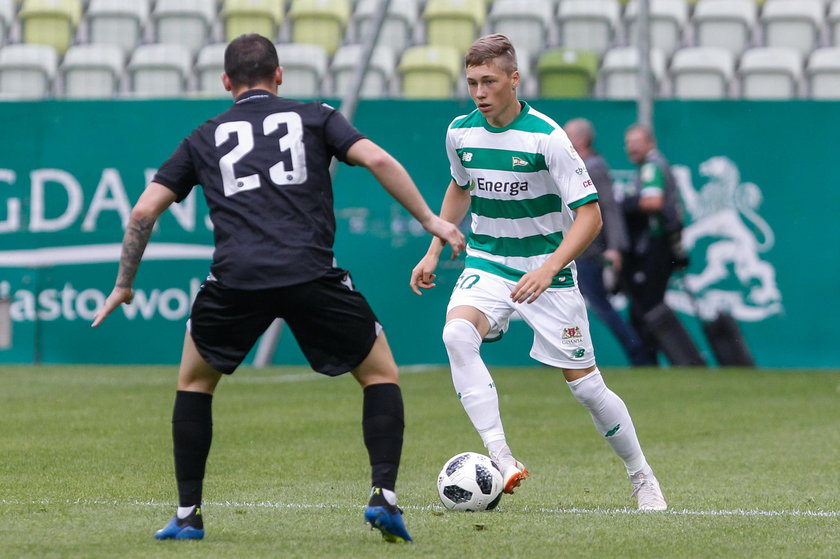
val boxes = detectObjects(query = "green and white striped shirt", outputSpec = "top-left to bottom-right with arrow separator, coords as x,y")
445,102 -> 599,288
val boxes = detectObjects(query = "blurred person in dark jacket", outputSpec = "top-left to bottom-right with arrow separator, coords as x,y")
564,118 -> 653,366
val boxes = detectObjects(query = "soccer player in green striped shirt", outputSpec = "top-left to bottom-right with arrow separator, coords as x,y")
410,34 -> 667,510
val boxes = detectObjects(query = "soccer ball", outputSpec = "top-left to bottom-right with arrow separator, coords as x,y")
436,452 -> 504,511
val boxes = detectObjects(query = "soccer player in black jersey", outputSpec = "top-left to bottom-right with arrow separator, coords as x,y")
92,33 -> 465,544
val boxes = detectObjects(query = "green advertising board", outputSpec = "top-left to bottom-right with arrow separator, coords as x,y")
0,99 -> 837,368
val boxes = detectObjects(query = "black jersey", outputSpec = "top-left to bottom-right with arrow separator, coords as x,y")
154,90 -> 365,289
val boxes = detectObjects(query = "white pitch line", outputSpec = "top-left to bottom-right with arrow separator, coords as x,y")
1,498 -> 838,518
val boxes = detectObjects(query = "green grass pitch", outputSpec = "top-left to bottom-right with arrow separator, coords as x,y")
1,365 -> 838,558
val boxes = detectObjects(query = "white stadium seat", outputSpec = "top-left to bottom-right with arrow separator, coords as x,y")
598,46 -> 666,99
351,0 -> 418,55
738,47 -> 802,99
0,43 -> 57,99
86,0 -> 150,54
127,43 -> 193,98
487,0 -> 554,64
761,0 -> 824,58
557,0 -> 621,56
693,0 -> 757,57
625,0 -> 689,57
194,42 -> 227,96
274,42 -> 328,98
152,0 -> 217,57
669,46 -> 734,99
60,43 -> 124,98
807,47 -> 840,99
330,44 -> 396,98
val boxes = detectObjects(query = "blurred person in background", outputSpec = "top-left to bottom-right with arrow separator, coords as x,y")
621,124 -> 687,365
564,118 -> 653,367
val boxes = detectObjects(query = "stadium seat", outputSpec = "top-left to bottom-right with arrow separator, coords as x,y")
18,0 -> 81,55
221,0 -> 284,43
761,0 -> 824,58
536,47 -> 599,98
330,43 -> 395,98
806,47 -> 840,99
830,1 -> 840,47
152,0 -> 217,57
275,42 -> 328,98
511,46 -> 537,98
60,43 -> 123,98
669,46 -> 734,98
127,43 -> 193,98
351,0 -> 418,55
624,0 -> 689,57
422,0 -> 486,54
556,0 -> 621,57
0,43 -> 57,98
738,47 -> 802,99
692,0 -> 757,57
598,46 -> 667,99
486,0 -> 553,64
288,0 -> 351,56
397,44 -> 461,98
86,0 -> 150,54
194,42 -> 227,96
0,0 -> 14,47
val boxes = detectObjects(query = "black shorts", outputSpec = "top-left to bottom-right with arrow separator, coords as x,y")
189,268 -> 381,376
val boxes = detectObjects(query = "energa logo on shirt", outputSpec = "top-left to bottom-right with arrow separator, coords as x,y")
666,156 -> 782,322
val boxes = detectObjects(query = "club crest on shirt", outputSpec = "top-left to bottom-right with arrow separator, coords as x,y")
512,156 -> 528,168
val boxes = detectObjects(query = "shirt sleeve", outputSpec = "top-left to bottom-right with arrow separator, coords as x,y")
640,161 -> 666,198
445,125 -> 471,188
322,104 -> 366,164
152,137 -> 198,203
545,129 -> 599,209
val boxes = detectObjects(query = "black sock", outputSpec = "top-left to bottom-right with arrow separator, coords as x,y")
172,390 -> 213,507
362,383 -> 404,492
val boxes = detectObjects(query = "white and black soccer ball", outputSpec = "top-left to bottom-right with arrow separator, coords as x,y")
436,452 -> 504,511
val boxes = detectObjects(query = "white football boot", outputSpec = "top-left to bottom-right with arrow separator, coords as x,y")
630,469 -> 667,511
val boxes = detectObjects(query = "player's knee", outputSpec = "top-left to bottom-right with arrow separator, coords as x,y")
442,318 -> 481,354
567,369 -> 607,407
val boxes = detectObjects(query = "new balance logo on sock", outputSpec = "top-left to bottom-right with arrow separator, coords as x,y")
605,424 -> 621,437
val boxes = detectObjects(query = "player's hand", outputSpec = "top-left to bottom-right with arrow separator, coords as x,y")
510,268 -> 555,304
91,286 -> 134,328
410,253 -> 441,295
603,248 -> 622,273
422,216 -> 465,260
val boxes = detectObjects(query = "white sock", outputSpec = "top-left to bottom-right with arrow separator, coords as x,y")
567,369 -> 647,475
442,319 -> 507,457
176,505 -> 196,519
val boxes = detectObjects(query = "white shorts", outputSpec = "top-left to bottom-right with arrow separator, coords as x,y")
447,268 -> 596,369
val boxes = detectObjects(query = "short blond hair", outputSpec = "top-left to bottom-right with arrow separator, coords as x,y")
465,34 -> 518,75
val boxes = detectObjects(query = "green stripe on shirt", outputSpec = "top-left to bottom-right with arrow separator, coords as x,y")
471,194 -> 564,219
469,231 -> 564,257
456,147 -> 547,173
465,256 -> 575,288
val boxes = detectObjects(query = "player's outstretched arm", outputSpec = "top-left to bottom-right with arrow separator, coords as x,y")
346,139 -> 465,258
92,183 -> 177,327
409,181 -> 471,295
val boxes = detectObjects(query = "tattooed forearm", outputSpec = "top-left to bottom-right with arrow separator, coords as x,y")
116,215 -> 155,288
